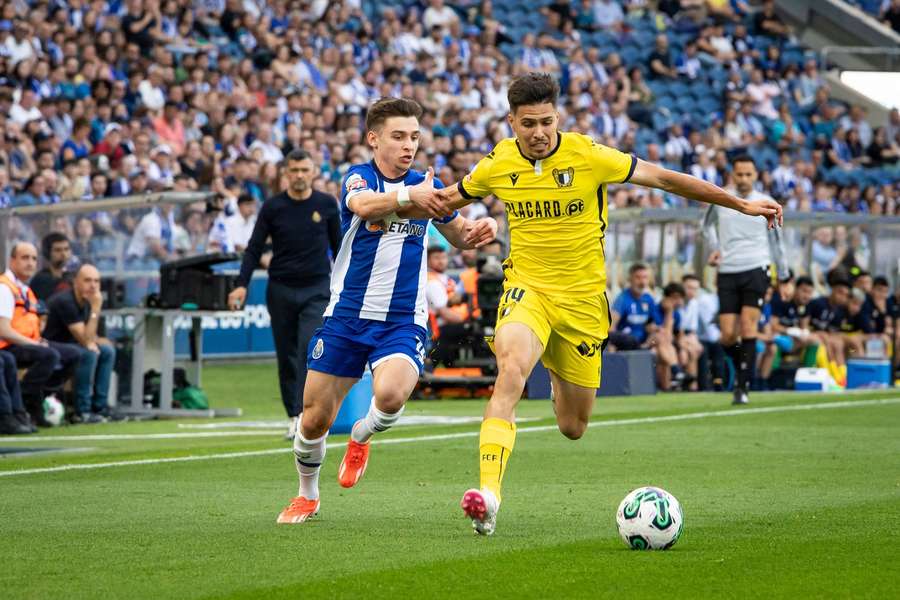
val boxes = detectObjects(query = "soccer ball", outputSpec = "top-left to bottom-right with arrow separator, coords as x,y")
616,486 -> 684,550
42,395 -> 65,427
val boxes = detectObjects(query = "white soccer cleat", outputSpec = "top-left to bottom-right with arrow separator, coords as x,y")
461,488 -> 500,536
284,416 -> 299,441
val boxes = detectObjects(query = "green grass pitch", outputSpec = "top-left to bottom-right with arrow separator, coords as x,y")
2,362 -> 899,599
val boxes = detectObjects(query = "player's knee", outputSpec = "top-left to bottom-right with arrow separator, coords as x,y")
496,353 -> 530,386
558,418 -> 587,440
300,409 -> 330,438
373,386 -> 406,413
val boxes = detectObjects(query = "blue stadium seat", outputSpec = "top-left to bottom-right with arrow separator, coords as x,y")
688,80 -> 712,99
652,111 -> 674,133
647,79 -> 669,97
668,81 -> 689,97
630,30 -> 657,49
655,95 -> 677,111
675,96 -> 697,112
697,96 -> 722,114
620,46 -> 641,65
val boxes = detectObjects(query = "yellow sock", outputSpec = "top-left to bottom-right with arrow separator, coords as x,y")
815,344 -> 829,369
479,417 -> 516,502
828,360 -> 841,381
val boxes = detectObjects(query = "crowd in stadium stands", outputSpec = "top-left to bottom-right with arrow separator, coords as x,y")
843,0 -> 900,33
1,0 -> 900,417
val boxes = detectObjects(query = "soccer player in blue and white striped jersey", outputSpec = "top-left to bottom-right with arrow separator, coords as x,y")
277,97 -> 498,524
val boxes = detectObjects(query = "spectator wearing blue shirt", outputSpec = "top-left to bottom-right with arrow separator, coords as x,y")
610,263 -> 679,390
60,118 -> 92,163
611,263 -> 660,348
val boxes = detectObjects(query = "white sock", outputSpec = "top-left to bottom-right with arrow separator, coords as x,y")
350,397 -> 405,443
293,432 -> 327,500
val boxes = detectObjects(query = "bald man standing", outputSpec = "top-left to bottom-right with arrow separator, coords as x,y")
0,242 -> 82,425
44,264 -> 118,423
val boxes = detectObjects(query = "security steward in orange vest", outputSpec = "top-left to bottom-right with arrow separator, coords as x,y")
0,243 -> 81,426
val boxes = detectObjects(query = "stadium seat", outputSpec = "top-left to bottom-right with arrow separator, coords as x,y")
668,81 -> 689,97
697,97 -> 722,114
675,96 -> 697,113
647,80 -> 669,97
620,46 -> 641,65
652,111 -> 674,133
655,95 -> 677,112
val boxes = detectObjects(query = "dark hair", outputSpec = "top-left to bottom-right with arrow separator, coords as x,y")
682,274 -> 700,284
364,97 -> 423,132
831,278 -> 851,291
629,262 -> 649,275
873,276 -> 890,288
507,72 -> 559,113
283,148 -> 311,164
236,193 -> 255,205
427,246 -> 447,257
795,276 -> 814,288
41,232 -> 69,259
827,267 -> 851,288
731,154 -> 756,168
663,282 -> 685,298
853,270 -> 871,280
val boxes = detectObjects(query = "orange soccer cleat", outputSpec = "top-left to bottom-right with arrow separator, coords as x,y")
338,439 -> 370,488
276,496 -> 320,524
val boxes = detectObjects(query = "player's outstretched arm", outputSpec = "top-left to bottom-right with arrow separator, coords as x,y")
396,179 -> 472,219
629,159 -> 783,228
434,214 -> 499,250
350,167 -> 450,221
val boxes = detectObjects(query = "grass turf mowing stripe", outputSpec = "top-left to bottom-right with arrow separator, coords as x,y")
1,396 -> 897,478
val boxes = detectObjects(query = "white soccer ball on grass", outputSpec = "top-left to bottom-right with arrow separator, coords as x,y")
616,486 -> 683,550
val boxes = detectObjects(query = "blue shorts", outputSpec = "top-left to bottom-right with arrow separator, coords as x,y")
774,334 -> 794,353
307,316 -> 427,379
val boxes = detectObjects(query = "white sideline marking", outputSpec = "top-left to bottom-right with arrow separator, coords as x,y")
174,415 -> 508,430
0,417 -> 540,443
0,430 -> 287,442
1,397 -> 897,478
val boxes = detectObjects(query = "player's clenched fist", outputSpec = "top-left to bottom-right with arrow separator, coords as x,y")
463,217 -> 499,248
407,167 -> 451,219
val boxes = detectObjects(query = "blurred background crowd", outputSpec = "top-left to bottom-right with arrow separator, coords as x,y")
0,0 -> 897,263
1,0 -> 899,413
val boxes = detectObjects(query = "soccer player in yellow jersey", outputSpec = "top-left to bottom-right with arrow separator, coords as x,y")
425,72 -> 784,536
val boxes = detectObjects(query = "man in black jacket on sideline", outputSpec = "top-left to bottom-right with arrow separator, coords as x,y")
228,149 -> 341,440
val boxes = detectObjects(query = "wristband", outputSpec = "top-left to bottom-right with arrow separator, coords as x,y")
397,187 -> 411,207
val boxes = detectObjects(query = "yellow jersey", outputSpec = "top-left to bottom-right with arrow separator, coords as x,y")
458,132 -> 636,297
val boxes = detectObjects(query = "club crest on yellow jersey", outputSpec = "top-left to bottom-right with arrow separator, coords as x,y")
552,166 -> 575,188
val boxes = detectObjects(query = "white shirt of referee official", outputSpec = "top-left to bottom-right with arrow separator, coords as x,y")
703,168 -> 788,278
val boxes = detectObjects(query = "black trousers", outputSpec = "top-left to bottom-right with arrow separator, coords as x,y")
7,341 -> 82,416
0,350 -> 24,415
266,278 -> 330,418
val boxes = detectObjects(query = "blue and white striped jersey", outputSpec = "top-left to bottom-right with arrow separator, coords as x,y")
325,161 -> 457,328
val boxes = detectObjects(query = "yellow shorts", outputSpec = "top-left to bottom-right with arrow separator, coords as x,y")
489,274 -> 610,389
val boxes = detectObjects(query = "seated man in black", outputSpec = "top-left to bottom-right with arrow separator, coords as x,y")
30,232 -> 73,302
807,278 -> 850,382
44,264 -> 117,423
